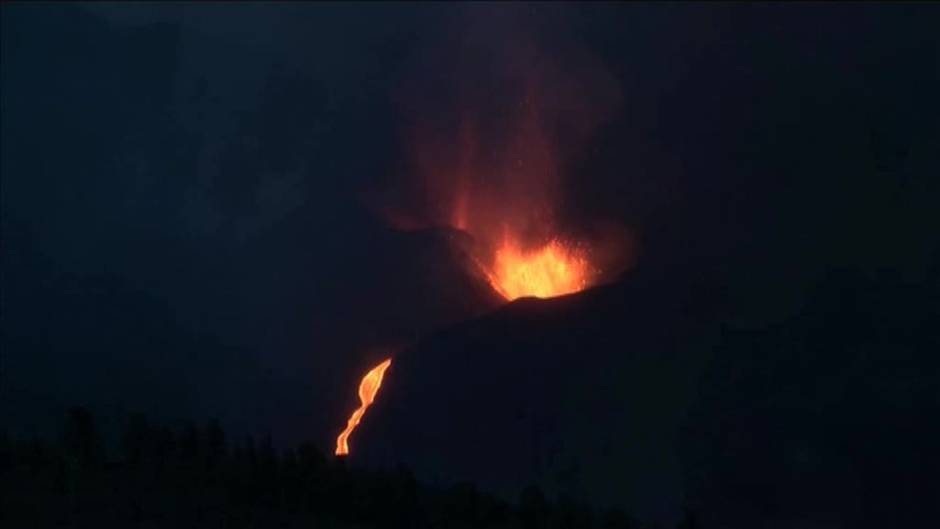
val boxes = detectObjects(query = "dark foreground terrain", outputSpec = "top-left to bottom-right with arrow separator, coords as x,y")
358,267 -> 940,529
1,408 -> 687,529
3,265 -> 937,529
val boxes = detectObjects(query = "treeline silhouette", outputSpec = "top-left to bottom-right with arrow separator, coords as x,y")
0,408 -> 691,528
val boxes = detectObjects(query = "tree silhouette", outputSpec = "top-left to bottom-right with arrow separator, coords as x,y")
520,484 -> 549,529
676,507 -> 697,529
206,418 -> 226,469
61,406 -> 101,470
122,412 -> 151,466
1,409 -> 653,528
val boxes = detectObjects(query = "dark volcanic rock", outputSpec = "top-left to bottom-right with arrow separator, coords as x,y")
354,265 -> 725,524
351,266 -> 939,527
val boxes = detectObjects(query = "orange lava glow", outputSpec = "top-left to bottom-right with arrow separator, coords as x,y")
484,237 -> 591,300
335,358 -> 392,456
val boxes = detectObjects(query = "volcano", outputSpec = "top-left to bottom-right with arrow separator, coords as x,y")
350,262 -> 722,524
344,265 -> 940,528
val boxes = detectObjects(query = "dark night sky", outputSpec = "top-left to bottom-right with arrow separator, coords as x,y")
2,3 -> 939,526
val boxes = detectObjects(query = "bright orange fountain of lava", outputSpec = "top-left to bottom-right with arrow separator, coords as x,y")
335,358 -> 392,456
484,237 -> 591,300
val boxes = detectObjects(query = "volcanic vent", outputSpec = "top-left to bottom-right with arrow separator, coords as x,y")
335,8 -> 633,457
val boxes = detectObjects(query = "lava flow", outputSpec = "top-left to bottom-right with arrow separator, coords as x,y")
335,358 -> 392,456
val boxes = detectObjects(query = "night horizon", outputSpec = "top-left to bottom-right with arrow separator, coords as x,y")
2,3 -> 939,528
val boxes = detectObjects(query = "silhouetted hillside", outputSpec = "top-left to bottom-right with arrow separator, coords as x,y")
682,270 -> 940,528
357,264 -> 725,524
356,267 -> 939,528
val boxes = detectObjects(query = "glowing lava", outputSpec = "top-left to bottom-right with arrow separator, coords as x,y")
335,358 -> 392,456
484,237 -> 591,301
